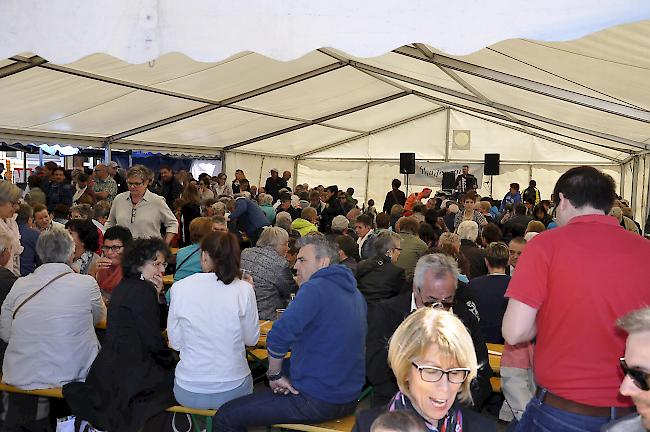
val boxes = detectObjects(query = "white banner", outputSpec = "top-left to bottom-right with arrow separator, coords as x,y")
410,162 -> 484,190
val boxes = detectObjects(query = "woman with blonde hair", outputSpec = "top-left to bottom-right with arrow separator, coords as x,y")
0,181 -> 23,276
354,308 -> 496,431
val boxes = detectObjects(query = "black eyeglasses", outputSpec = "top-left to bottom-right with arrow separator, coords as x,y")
421,295 -> 455,310
620,358 -> 650,391
412,362 -> 470,384
102,245 -> 124,253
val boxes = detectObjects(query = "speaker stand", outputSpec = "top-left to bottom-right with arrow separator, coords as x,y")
404,173 -> 410,197
489,175 -> 494,198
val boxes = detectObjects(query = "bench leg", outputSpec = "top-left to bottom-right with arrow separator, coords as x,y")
206,416 -> 212,432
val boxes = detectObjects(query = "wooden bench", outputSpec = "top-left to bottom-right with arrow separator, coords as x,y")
0,381 -> 215,432
273,415 -> 356,431
486,343 -> 504,393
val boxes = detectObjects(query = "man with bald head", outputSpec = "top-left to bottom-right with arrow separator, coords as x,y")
92,164 -> 118,203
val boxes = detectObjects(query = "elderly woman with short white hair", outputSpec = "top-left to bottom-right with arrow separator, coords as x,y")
0,181 -> 24,276
240,227 -> 297,320
0,228 -> 106,390
353,308 -> 496,431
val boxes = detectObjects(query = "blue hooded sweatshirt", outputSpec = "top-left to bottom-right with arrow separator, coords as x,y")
267,264 -> 367,404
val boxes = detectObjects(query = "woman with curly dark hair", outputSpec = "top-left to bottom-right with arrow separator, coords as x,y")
64,238 -> 177,432
66,219 -> 100,275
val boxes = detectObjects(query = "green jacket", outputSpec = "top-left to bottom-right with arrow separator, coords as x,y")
291,218 -> 319,236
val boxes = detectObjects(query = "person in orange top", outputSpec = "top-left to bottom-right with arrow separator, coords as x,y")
404,188 -> 432,215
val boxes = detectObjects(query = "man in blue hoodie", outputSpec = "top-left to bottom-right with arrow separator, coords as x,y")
215,235 -> 367,431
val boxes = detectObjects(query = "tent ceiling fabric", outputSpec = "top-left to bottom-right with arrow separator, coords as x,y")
2,1 -> 649,63
1,15 -> 650,163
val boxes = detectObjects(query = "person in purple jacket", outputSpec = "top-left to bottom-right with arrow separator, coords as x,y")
214,235 -> 367,431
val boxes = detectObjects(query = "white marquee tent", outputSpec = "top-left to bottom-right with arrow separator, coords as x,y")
0,1 -> 649,228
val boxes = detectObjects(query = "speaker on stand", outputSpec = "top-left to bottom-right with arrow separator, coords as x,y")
400,153 -> 415,197
484,153 -> 500,197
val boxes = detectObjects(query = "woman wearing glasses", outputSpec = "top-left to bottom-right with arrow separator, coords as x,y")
92,226 -> 133,303
0,181 -> 24,276
105,165 -> 179,244
354,307 -> 495,431
64,238 -> 177,432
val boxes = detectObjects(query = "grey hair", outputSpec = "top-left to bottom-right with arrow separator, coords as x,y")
70,204 -> 94,219
36,227 -> 75,264
0,232 -> 12,254
93,200 -> 111,219
413,253 -> 460,292
0,181 -> 22,205
296,235 -> 339,264
331,215 -> 349,233
211,201 -> 226,216
457,220 -> 479,242
618,307 -> 650,334
261,194 -> 274,205
127,164 -> 154,183
374,231 -> 401,256
275,211 -> 292,231
257,227 -> 289,250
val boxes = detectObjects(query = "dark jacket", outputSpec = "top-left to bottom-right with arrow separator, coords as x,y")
229,197 -> 270,237
276,204 -> 301,221
467,274 -> 510,344
353,403 -> 496,432
46,181 -> 73,212
63,277 -> 176,432
460,239 -> 488,280
180,202 -> 201,247
267,265 -> 367,403
382,188 -> 406,214
320,197 -> 345,234
264,177 -> 287,201
365,292 -> 493,408
113,172 -> 128,194
356,255 -> 406,303
18,223 -> 40,276
502,214 -> 532,242
159,178 -> 183,209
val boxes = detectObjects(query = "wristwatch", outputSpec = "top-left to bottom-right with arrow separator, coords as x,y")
267,370 -> 283,381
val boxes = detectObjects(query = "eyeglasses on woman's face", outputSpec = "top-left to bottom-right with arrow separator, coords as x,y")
411,362 -> 470,384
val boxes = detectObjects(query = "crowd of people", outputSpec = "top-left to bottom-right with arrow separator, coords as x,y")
0,162 -> 647,432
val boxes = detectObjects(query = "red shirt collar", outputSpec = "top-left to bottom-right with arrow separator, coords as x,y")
567,213 -> 617,226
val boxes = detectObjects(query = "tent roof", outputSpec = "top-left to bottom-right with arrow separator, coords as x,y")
1,12 -> 649,162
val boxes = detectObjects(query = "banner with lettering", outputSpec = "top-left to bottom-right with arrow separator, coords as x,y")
410,162 -> 484,190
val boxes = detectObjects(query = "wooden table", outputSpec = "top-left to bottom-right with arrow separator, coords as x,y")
163,274 -> 174,286
258,320 -> 273,347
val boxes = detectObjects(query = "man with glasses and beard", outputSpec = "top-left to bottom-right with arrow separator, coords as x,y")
365,253 -> 492,408
503,166 -> 650,432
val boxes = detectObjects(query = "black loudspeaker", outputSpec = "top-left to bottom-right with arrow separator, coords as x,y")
484,153 -> 500,175
399,153 -> 415,174
442,172 -> 455,190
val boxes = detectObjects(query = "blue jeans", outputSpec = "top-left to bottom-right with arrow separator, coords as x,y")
213,389 -> 358,432
515,391 -> 620,432
173,375 -> 253,410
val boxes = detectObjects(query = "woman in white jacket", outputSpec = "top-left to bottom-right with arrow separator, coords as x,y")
167,231 -> 260,409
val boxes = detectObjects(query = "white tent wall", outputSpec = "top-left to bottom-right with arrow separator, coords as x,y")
223,151 -> 294,191
296,160 -> 368,205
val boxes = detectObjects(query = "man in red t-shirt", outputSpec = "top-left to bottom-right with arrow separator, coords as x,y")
502,166 -> 650,432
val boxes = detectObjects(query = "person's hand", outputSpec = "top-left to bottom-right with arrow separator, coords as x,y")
96,256 -> 112,270
270,376 -> 299,395
242,272 -> 254,286
148,273 -> 164,294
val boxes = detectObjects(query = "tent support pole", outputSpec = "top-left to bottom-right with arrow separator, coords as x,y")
620,163 -> 626,199
645,156 -> 650,235
128,152 -> 133,168
104,140 -> 112,164
38,148 -> 43,166
631,156 -> 640,216
293,158 -> 298,191
220,151 -> 226,176
364,162 -> 370,208
444,109 -> 450,162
